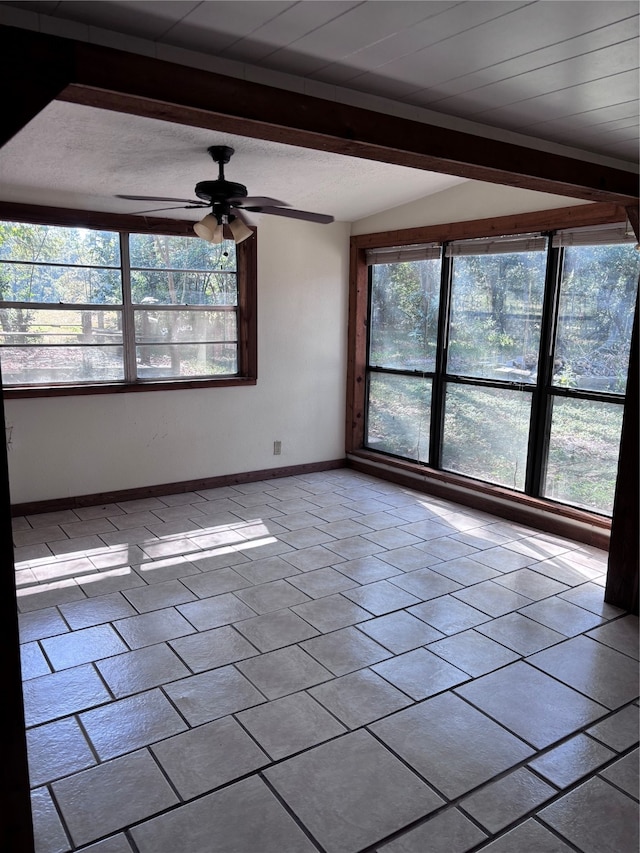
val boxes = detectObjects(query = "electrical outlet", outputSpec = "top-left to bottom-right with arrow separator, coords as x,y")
273,440 -> 282,455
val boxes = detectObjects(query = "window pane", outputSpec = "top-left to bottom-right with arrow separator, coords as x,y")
134,309 -> 236,344
0,263 -> 122,304
448,250 -> 546,381
136,343 -> 237,379
442,384 -> 532,490
129,233 -> 236,271
369,259 -> 441,371
130,270 -> 237,305
366,373 -> 431,462
544,397 -> 623,514
0,346 -> 124,384
0,309 -> 123,345
553,244 -> 640,393
0,222 -> 120,266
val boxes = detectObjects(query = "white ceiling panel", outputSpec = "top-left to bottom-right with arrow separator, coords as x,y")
427,41 -> 639,116
218,1 -> 361,64
0,0 -> 637,219
415,17 -> 638,103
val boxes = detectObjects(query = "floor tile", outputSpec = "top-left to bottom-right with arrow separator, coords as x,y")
325,534 -> 385,560
281,545 -> 346,572
370,692 -> 534,799
587,705 -> 640,752
31,786 -> 69,853
27,717 -> 96,786
530,554 -> 603,586
179,565 -> 251,599
59,593 -> 137,630
587,615 -> 639,660
80,835 -> 134,852
600,748 -> 639,798
309,668 -> 413,728
169,624 -> 259,670
236,691 -> 347,759
336,555 -> 403,583
460,767 -> 554,833
492,568 -> 569,600
469,546 -> 534,572
559,581 -> 624,618
52,749 -> 178,847
376,807 -> 487,853
265,730 -> 443,853
342,579 -> 421,615
539,776 -> 639,853
234,578 -> 311,614
475,611 -> 565,655
121,578 -> 196,613
518,597 -> 606,636
287,566 -> 357,597
476,818 -> 575,852
16,578 -> 87,612
399,519 -> 457,541
527,635 -> 639,709
151,715 -> 269,799
20,642 -> 51,679
95,642 -> 190,695
389,567 -> 463,601
236,644 -> 332,699
528,733 -> 616,788
409,595 -> 491,635
80,689 -> 187,760
233,555 -> 301,584
233,608 -> 318,652
23,664 -> 112,726
292,593 -> 371,633
163,665 -> 265,725
453,580 -> 533,617
77,567 -> 147,598
429,629 -> 520,676
456,661 -> 606,749
429,555 -> 500,585
187,547 -> 249,573
357,610 -> 444,653
177,592 -> 257,630
300,625 -> 391,675
372,647 -> 469,699
113,607 -> 196,649
378,544 -> 442,571
130,775 -> 317,853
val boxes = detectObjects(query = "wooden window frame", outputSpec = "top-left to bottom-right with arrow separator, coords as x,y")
347,201 -> 635,546
0,202 -> 257,398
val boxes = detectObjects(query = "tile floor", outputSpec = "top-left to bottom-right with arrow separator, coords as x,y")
14,468 -> 639,853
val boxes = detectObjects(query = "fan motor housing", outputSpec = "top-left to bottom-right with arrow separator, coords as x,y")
195,180 -> 247,203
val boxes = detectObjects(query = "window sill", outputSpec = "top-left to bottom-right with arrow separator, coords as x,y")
2,376 -> 257,398
348,449 -> 611,549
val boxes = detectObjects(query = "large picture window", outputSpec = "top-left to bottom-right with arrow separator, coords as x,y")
360,221 -> 639,517
0,220 -> 256,392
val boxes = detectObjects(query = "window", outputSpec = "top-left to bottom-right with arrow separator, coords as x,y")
360,222 -> 639,516
0,220 -> 256,392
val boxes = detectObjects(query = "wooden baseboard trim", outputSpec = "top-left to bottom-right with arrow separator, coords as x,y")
347,452 -> 610,550
11,459 -> 347,517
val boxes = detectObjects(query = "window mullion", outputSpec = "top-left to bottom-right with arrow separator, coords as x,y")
524,238 -> 561,496
119,232 -> 137,383
429,247 -> 452,470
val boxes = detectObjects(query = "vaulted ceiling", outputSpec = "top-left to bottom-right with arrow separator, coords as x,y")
0,1 -> 637,223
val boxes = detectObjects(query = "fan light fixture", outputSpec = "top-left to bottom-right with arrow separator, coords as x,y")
193,214 -> 223,243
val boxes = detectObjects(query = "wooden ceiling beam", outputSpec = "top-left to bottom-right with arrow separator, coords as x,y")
1,24 -> 638,206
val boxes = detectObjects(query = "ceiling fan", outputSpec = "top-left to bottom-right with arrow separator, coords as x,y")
116,145 -> 334,244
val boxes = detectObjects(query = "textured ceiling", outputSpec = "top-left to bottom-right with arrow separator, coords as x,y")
0,0 -> 637,223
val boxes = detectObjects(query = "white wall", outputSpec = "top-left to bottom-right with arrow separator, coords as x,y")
351,179 -> 587,235
4,218 -> 351,504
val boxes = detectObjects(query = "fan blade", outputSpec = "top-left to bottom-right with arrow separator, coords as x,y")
116,194 -> 205,205
129,205 -> 205,214
230,196 -> 288,208
232,208 -> 254,226
245,205 -> 334,224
